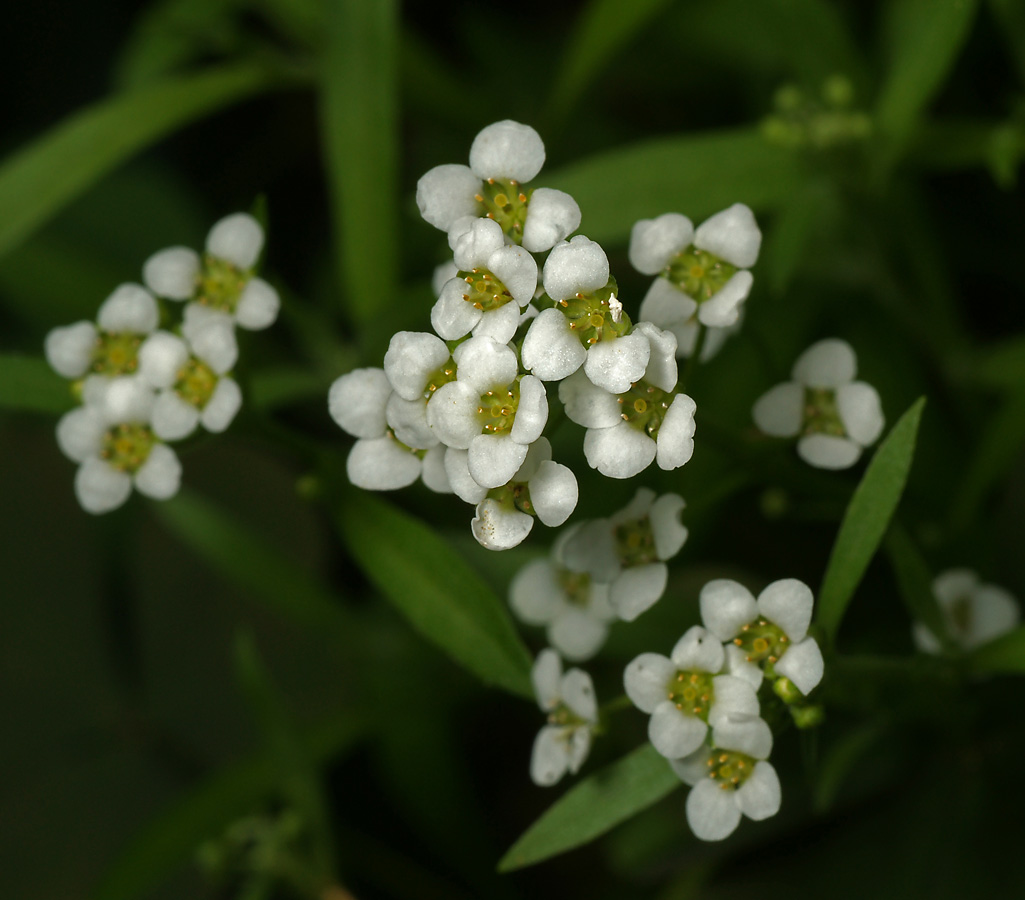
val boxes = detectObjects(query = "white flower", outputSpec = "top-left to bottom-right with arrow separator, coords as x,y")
425,336 -> 547,488
752,338 -> 884,469
431,218 -> 537,344
559,322 -> 696,479
558,488 -> 688,621
143,212 -> 280,331
54,378 -> 181,514
913,569 -> 1021,653
530,649 -> 597,786
415,120 -> 581,252
670,715 -> 781,841
700,578 -> 824,696
633,205 -> 761,331
624,626 -> 760,760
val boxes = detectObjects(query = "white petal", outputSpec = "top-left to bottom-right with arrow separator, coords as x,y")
609,488 -> 655,527
623,653 -> 675,713
671,626 -> 725,673
673,318 -> 734,361
452,336 -> 517,394
417,165 -> 483,231
542,235 -> 610,301
451,216 -> 505,270
471,301 -> 521,344
487,244 -> 537,305
133,443 -> 182,500
425,381 -> 480,450
697,270 -> 752,328
555,368 -> 617,427
97,284 -> 159,334
75,458 -> 132,514
758,578 -> 814,641
670,747 -> 712,786
686,778 -> 742,841
510,375 -> 548,445
151,390 -> 201,440
182,305 -> 237,373
530,725 -> 570,787
143,246 -> 199,299
532,648 -> 562,708
566,726 -> 592,774
469,119 -> 545,182
629,213 -> 694,275
206,213 -> 263,269
432,260 -> 459,296
584,422 -> 656,479
649,701 -> 708,759
656,394 -> 697,471
234,277 -> 280,330
386,394 -> 436,450
549,608 -> 609,662
792,338 -> 857,388
443,448 -> 488,503
611,564 -> 667,622
797,433 -> 862,469
468,433 -> 528,488
431,279 -> 483,341
557,519 -> 620,582
561,668 -> 598,721
328,368 -> 390,438
522,188 -> 582,253
708,677 -> 761,726
724,643 -> 763,689
471,498 -> 533,550
774,637 -> 825,694
693,203 -> 762,269
700,579 -> 758,641
584,333 -> 650,394
711,714 -> 773,759
45,322 -> 98,378
933,569 -> 978,608
509,558 -> 563,625
528,460 -> 577,527
967,585 -> 1021,647
735,762 -> 781,821
639,277 -> 698,328
650,494 -> 687,560
912,621 -> 943,655
200,377 -> 242,432
56,407 -> 106,462
836,381 -> 885,446
137,331 -> 189,389
633,321 -> 678,392
383,331 -> 450,401
752,382 -> 803,437
346,437 -> 421,490
512,435 -> 551,482
522,309 -> 587,381
102,377 -> 154,422
420,444 -> 452,494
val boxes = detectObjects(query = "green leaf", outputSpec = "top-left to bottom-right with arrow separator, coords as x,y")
885,521 -> 952,651
0,354 -> 75,414
988,0 -> 1025,86
764,180 -> 834,296
816,397 -> 926,644
498,744 -> 680,871
336,492 -> 533,698
813,721 -> 888,812
319,0 -> 398,333
874,0 -> 980,166
966,332 -> 1025,389
247,366 -> 332,411
546,129 -> 802,246
969,624 -> 1025,674
93,715 -> 363,900
0,63 -> 278,259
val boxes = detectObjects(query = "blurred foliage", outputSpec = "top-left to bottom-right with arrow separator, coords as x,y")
2,0 -> 1025,898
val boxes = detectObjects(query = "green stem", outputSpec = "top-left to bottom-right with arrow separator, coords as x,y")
677,323 -> 707,394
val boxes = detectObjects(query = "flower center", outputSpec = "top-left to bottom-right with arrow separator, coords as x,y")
949,595 -> 973,634
802,387 -> 846,437
476,382 -> 520,435
99,422 -> 156,474
422,360 -> 457,401
457,267 -> 514,312
732,618 -> 790,666
487,480 -> 534,515
475,177 -> 532,244
557,279 -> 631,347
175,357 -> 218,408
92,332 -> 142,376
618,381 -> 673,438
557,569 -> 593,608
668,670 -> 715,720
545,701 -> 588,728
704,748 -> 757,790
196,254 -> 249,313
614,514 -> 658,566
665,247 -> 737,301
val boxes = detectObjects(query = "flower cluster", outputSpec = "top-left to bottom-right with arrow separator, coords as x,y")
329,121 -> 715,550
913,568 -> 1020,653
625,577 -> 823,840
45,213 -> 279,513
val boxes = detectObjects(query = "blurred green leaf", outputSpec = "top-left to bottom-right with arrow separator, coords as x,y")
969,624 -> 1025,673
0,63 -> 278,258
547,129 -> 802,246
247,366 -> 332,411
967,333 -> 1025,389
93,714 -> 363,900
817,397 -> 926,644
764,180 -> 834,296
498,744 -> 680,871
875,0 -> 980,167
885,521 -> 952,651
989,0 -> 1025,86
812,721 -> 888,812
336,492 -> 533,698
0,354 -> 75,414
319,0 -> 398,334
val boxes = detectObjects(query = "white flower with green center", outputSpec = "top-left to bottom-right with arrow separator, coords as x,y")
55,378 -> 181,514
558,488 -> 688,621
382,331 -> 458,451
143,212 -> 280,331
624,626 -> 760,760
521,236 -> 652,393
431,218 -> 537,344
328,367 -> 450,494
136,331 -> 243,441
559,322 -> 696,479
425,336 -> 547,488
633,204 -> 761,330
913,569 -> 1021,653
700,578 -> 824,696
530,649 -> 597,786
670,715 -> 781,841
752,338 -> 884,469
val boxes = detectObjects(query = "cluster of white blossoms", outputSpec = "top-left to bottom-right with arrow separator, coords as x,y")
753,338 -> 884,469
45,213 -> 279,513
328,120 -> 727,550
624,577 -> 823,840
913,568 -> 1020,653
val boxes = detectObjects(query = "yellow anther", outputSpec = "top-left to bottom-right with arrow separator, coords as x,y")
474,194 -> 484,202
518,193 -> 527,202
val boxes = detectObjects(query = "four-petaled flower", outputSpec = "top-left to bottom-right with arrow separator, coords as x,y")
530,649 -> 598,786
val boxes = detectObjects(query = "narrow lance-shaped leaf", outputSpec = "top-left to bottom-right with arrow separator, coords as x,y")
336,492 -> 534,698
0,63 -> 276,258
816,397 -> 926,645
885,521 -> 953,652
498,744 -> 680,871
0,354 -> 75,414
